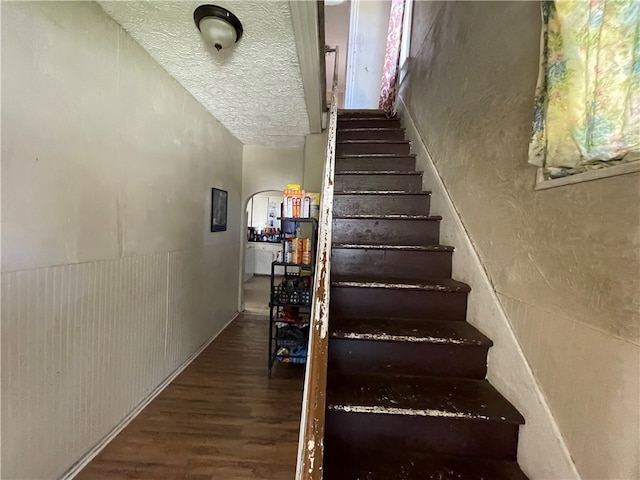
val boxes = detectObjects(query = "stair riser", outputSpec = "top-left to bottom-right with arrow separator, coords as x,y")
336,156 -> 416,172
331,248 -> 452,279
338,119 -> 401,129
332,218 -> 440,245
325,412 -> 520,460
322,447 -> 529,480
334,194 -> 430,216
337,142 -> 411,156
338,130 -> 406,141
330,286 -> 468,321
328,339 -> 488,378
338,110 -> 386,118
335,174 -> 422,192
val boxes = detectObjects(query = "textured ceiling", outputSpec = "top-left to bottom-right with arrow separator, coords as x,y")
99,1 -> 310,147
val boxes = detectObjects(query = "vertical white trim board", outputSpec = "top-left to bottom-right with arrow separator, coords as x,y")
343,0 -> 360,110
398,95 -> 580,480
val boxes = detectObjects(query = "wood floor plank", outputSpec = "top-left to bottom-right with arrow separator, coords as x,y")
77,314 -> 304,480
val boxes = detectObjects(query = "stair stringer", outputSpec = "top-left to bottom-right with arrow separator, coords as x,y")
398,97 -> 580,480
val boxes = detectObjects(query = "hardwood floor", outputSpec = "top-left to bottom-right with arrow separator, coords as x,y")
77,314 -> 305,480
244,275 -> 273,315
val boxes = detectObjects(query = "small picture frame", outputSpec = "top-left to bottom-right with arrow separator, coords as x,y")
211,188 -> 228,232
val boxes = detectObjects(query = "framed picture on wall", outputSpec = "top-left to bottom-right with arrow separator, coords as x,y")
211,188 -> 228,232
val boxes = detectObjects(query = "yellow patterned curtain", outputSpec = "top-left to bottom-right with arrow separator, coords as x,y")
529,1 -> 640,178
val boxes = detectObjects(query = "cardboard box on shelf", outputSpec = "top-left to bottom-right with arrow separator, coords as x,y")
307,192 -> 320,220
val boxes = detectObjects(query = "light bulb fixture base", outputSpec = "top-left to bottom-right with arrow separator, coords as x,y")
194,4 -> 243,51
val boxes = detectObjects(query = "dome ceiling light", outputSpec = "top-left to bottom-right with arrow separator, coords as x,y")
194,4 -> 243,51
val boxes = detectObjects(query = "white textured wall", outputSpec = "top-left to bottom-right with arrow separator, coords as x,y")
241,139 -> 325,205
242,145 -> 305,203
303,132 -> 328,194
401,2 -> 639,478
1,2 -> 243,479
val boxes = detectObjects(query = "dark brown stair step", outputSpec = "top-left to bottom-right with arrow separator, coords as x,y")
330,317 -> 491,346
332,243 -> 451,252
337,140 -> 410,155
338,117 -> 401,129
326,373 -> 524,423
336,154 -> 416,172
338,109 -> 387,118
332,215 -> 441,245
334,191 -> 431,216
337,127 -> 406,141
330,275 -> 469,321
331,243 -> 452,278
331,275 -> 470,293
325,374 -> 524,459
328,317 -> 492,378
323,446 -> 529,480
335,171 -> 423,192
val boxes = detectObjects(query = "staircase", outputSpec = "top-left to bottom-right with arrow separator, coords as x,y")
322,110 -> 528,479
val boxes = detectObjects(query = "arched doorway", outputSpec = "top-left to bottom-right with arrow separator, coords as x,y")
242,190 -> 284,315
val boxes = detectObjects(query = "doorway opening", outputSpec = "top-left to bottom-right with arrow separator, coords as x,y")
324,0 -> 413,110
243,190 -> 284,315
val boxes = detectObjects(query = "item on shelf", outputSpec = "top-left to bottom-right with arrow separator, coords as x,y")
277,345 -> 307,364
283,184 -> 312,219
247,226 -> 281,243
281,237 -> 313,265
284,238 -> 292,263
272,275 -> 311,306
308,192 -> 320,220
268,216 -> 317,376
276,323 -> 308,343
279,306 -> 302,324
302,195 -> 310,218
275,323 -> 309,364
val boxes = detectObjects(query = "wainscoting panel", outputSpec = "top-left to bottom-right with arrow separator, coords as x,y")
1,249 -> 234,479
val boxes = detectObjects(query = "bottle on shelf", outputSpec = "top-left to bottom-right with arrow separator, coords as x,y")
283,184 -> 312,219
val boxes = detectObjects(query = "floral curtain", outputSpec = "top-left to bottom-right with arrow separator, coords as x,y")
529,1 -> 640,178
379,0 -> 406,116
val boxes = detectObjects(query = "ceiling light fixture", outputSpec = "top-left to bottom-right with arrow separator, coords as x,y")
194,4 -> 243,51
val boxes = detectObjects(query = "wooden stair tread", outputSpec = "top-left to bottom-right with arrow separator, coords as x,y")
338,108 -> 387,116
332,243 -> 452,251
333,214 -> 441,220
334,190 -> 431,195
337,139 -> 410,144
331,274 -> 471,293
338,116 -> 394,121
330,317 -> 493,347
337,123 -> 401,128
336,170 -> 422,175
327,373 -> 525,425
338,127 -> 405,132
336,153 -> 416,158
324,447 -> 529,480
338,116 -> 395,121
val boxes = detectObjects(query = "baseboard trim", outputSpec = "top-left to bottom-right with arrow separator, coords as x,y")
397,95 -> 580,480
61,311 -> 240,480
